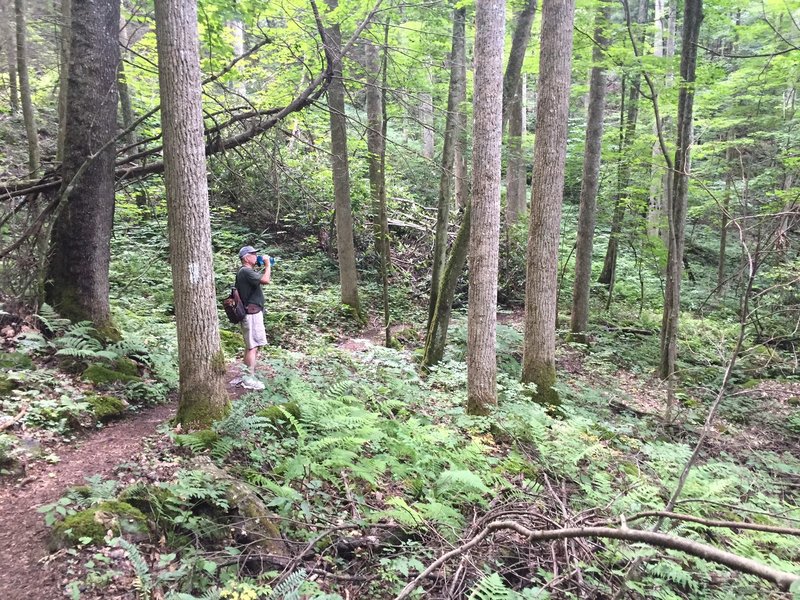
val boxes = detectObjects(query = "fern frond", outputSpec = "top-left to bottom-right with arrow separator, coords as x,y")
268,569 -> 308,600
111,537 -> 152,596
468,573 -> 518,600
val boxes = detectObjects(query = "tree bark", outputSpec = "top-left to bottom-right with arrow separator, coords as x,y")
324,0 -> 361,315
597,0 -> 648,289
521,0 -> 575,405
717,139 -> 733,292
423,202 -> 471,368
467,0 -> 505,415
56,0 -> 70,161
1,0 -> 19,113
365,38 -> 384,255
503,0 -> 537,225
658,0 -> 703,380
45,0 -> 120,333
506,78 -> 527,224
569,1 -> 610,344
420,89 -> 434,160
118,14 -> 137,149
427,7 -> 466,332
154,0 -> 228,426
15,0 -> 39,173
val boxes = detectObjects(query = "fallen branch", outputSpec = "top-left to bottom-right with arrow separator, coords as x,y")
392,520 -> 800,599
623,511 -> 800,537
0,404 -> 28,431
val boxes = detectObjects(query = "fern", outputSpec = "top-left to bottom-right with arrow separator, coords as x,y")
36,303 -> 72,334
268,569 -> 308,600
468,573 -> 519,600
111,537 -> 152,598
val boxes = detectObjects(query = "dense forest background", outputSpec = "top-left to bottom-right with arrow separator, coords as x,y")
0,0 -> 799,598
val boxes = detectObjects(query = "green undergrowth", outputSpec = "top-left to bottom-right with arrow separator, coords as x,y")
54,342 -> 800,599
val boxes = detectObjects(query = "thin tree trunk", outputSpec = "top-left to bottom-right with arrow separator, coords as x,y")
423,202 -> 471,368
365,38 -> 384,254
503,0 -> 537,225
154,0 -> 228,427
324,0 -> 360,315
428,7 -> 466,332
56,0 -> 70,161
454,32 -> 468,212
45,0 -> 120,333
569,0 -> 610,344
1,0 -> 18,113
717,140 -> 733,291
379,20 -> 392,346
598,0 -> 648,289
15,0 -> 39,173
658,0 -> 703,382
420,89 -> 434,160
117,14 -> 137,149
521,0 -> 575,406
467,0 -> 505,415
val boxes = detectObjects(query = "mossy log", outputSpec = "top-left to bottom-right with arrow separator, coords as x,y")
192,457 -> 287,556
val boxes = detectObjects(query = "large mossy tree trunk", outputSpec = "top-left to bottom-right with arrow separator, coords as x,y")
14,0 -> 39,173
427,7 -> 466,332
45,0 -> 120,334
467,0 -> 505,415
569,1 -> 610,344
324,0 -> 360,316
521,0 -> 575,406
659,0 -> 703,384
154,0 -> 228,427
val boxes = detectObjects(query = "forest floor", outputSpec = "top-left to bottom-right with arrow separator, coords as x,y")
1,320 -> 798,599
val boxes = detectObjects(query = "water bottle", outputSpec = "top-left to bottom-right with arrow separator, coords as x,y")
256,255 -> 277,267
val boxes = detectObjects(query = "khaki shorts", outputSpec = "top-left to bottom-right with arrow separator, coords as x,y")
241,311 -> 267,349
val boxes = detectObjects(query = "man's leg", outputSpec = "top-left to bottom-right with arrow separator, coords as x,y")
244,346 -> 257,374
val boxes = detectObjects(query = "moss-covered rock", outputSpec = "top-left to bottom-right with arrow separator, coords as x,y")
0,375 -> 16,396
85,394 -> 127,421
49,501 -> 148,550
256,402 -> 301,434
83,363 -> 142,386
119,484 -> 181,529
0,352 -> 34,370
787,397 -> 800,407
112,357 -> 140,377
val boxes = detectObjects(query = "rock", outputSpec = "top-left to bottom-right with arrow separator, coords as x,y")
256,402 -> 301,435
49,501 -> 149,550
83,363 -> 141,386
85,394 -> 128,422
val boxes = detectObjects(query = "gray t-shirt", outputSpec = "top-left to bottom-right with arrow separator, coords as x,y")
235,267 -> 264,309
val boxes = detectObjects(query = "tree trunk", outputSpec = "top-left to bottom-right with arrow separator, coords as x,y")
379,20 -> 392,346
56,0 -> 70,161
420,89 -> 434,160
569,0 -> 610,344
502,0 -> 537,128
154,0 -> 228,427
15,0 -> 39,173
1,0 -> 19,113
659,0 -> 703,383
427,7 -> 466,332
324,0 -> 360,316
521,0 -> 575,406
365,38 -> 384,254
45,0 -> 120,334
467,0 -> 505,415
422,202 -> 471,368
503,0 -> 537,225
117,14 -> 137,149
598,0 -> 648,288
717,139 -> 733,292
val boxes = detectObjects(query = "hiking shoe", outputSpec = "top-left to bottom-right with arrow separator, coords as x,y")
229,376 -> 243,386
241,376 -> 265,391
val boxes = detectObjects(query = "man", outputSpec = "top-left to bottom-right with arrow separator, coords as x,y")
235,245 -> 271,390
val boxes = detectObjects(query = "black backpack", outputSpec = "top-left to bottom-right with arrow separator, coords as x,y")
222,285 -> 247,324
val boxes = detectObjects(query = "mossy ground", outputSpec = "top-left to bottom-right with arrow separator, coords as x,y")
83,363 -> 141,386
85,394 -> 127,421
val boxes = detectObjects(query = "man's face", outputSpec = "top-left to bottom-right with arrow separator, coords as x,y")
243,252 -> 257,266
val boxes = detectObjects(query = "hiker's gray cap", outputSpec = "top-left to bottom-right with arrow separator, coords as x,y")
238,245 -> 258,259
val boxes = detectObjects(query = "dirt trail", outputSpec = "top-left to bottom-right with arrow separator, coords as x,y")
0,402 -> 175,600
